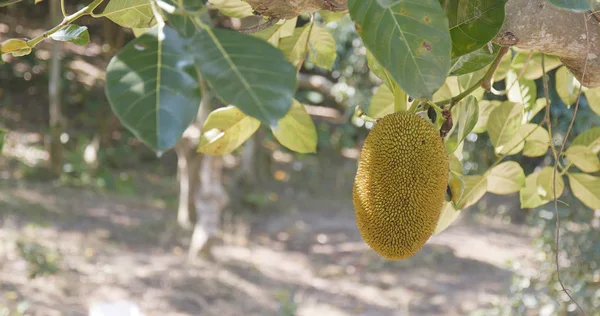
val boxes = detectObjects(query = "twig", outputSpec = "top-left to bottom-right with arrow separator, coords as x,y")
550,13 -> 590,316
26,0 -> 105,48
436,46 -> 509,109
481,46 -> 510,91
0,0 -> 22,7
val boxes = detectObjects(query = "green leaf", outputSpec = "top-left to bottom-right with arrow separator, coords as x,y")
511,51 -> 562,80
132,28 -> 150,37
500,123 -> 549,157
583,87 -> 600,116
102,0 -> 154,28
506,69 -> 536,108
367,83 -> 409,119
207,0 -> 254,18
448,171 -> 464,206
456,175 -> 487,209
197,106 -> 261,155
279,25 -> 312,67
555,66 -> 581,107
368,84 -> 395,119
567,173 -> 600,209
279,25 -> 337,70
450,43 -> 499,76
449,154 -> 463,174
0,38 -> 31,56
319,10 -> 348,23
163,0 -> 204,12
536,167 -> 565,200
546,0 -> 597,12
446,96 -> 478,153
487,161 -> 525,194
105,25 -> 201,151
524,98 -> 546,123
271,100 -> 317,154
49,25 -> 89,46
572,127 -> 600,154
190,28 -> 297,126
348,0 -> 452,99
520,171 -> 550,209
522,123 -> 550,157
472,100 -> 502,133
564,145 -> 600,173
307,26 -> 337,70
487,102 -> 523,155
252,19 -> 297,46
441,0 -> 507,58
433,202 -> 461,235
366,49 -> 395,90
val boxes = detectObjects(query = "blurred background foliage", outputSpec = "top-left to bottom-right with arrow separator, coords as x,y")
0,1 -> 599,315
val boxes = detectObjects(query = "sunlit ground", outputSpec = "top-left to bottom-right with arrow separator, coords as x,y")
0,133 -> 542,316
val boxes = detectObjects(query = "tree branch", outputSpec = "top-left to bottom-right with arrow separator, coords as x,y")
495,0 -> 600,87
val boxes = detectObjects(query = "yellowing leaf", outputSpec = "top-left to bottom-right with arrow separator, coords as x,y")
132,28 -> 150,37
487,102 -> 523,155
473,100 -> 502,133
506,69 -> 536,108
279,25 -> 312,67
536,167 -> 565,200
520,171 -> 550,208
572,127 -> 600,154
522,124 -> 550,157
208,0 -> 254,18
511,51 -> 562,80
197,106 -> 261,155
279,25 -> 337,70
456,175 -> 487,209
487,161 -> 525,194
307,26 -> 336,70
368,84 -> 394,119
448,172 -> 464,206
271,100 -> 317,154
433,202 -> 461,235
449,154 -> 462,174
584,87 -> 600,116
0,38 -> 31,56
555,66 -> 582,107
564,145 -> 600,173
102,0 -> 154,28
567,173 -> 600,209
446,96 -> 479,153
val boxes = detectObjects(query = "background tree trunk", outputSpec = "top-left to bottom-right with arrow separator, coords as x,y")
48,0 -> 64,176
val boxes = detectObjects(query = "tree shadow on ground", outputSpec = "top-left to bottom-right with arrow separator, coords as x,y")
0,179 -> 532,315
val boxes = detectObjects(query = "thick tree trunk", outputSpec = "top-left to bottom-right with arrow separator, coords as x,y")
248,0 -> 600,87
175,126 -> 202,229
48,0 -> 63,176
174,84 -> 230,259
188,154 -> 228,260
247,0 -> 347,19
496,0 -> 600,87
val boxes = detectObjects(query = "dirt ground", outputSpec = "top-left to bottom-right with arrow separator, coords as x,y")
0,176 -> 538,316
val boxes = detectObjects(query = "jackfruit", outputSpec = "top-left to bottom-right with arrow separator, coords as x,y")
353,111 -> 449,260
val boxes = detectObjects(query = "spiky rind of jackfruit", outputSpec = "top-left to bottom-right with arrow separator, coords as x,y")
353,111 -> 449,260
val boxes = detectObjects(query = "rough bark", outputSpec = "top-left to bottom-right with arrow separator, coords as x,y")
174,127 -> 202,229
496,0 -> 600,87
246,0 -> 347,19
188,154 -> 228,260
248,0 -> 600,87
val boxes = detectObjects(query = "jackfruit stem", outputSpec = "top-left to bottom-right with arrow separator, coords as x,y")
435,46 -> 510,110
